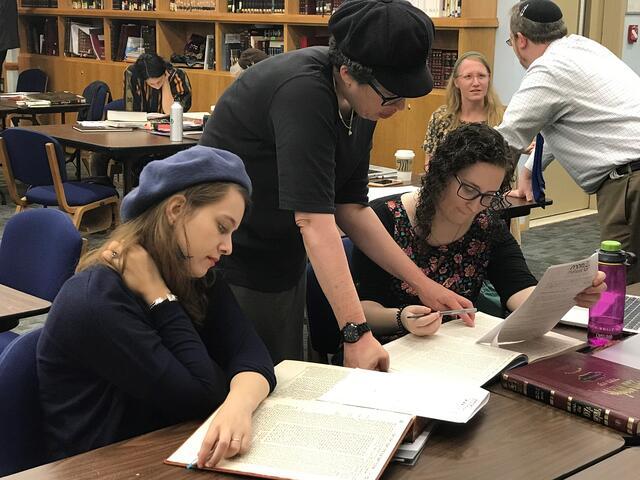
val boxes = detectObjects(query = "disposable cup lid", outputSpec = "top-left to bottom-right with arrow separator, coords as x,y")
395,149 -> 415,159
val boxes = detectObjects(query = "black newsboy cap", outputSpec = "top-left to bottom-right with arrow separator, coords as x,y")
328,0 -> 435,98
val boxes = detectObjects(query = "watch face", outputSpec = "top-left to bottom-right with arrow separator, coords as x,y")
342,323 -> 360,343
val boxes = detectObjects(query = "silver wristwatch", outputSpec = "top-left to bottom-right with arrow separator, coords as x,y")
148,293 -> 178,310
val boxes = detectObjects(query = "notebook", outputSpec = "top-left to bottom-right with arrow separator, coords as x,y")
559,294 -> 640,333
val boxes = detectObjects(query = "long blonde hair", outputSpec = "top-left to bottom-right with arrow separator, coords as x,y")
444,51 -> 504,130
78,182 -> 249,326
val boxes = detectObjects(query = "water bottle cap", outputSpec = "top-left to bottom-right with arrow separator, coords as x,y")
601,240 -> 622,252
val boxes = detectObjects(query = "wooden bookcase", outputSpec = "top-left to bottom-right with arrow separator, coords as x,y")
17,0 -> 497,171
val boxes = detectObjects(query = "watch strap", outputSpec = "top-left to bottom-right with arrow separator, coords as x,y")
149,293 -> 178,310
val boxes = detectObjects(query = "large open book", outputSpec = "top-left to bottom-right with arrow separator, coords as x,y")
385,312 -> 585,387
166,361 -> 414,480
166,360 -> 489,479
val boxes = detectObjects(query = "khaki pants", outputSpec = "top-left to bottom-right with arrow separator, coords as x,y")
597,169 -> 640,284
228,274 -> 306,365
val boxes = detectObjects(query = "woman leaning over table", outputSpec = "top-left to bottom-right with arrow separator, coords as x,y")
37,146 -> 275,469
352,124 -> 605,343
422,51 -> 504,170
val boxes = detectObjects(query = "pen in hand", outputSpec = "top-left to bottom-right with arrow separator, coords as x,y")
406,307 -> 477,319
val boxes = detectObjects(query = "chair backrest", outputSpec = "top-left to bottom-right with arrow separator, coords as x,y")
0,209 -> 83,302
0,328 -> 46,477
0,128 -> 67,186
306,237 -> 354,355
78,80 -> 112,122
16,68 -> 49,93
103,97 -> 125,116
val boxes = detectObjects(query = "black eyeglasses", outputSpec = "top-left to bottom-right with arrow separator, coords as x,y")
506,38 -> 513,47
368,80 -> 404,106
454,175 -> 511,210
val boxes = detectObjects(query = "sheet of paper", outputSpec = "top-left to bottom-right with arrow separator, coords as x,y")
319,369 -> 489,423
367,185 -> 418,201
477,253 -> 598,344
167,397 -> 412,480
384,333 -> 524,387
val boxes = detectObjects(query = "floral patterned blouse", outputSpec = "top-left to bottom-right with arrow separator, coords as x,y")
352,194 -> 537,342
422,105 -> 490,155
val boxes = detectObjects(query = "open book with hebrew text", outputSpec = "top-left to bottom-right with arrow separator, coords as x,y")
166,360 -> 490,479
385,312 -> 585,387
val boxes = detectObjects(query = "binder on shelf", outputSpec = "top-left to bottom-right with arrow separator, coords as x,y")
204,34 -> 215,70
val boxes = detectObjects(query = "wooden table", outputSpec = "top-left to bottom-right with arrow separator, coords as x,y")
0,284 -> 51,333
5,390 -> 624,480
21,124 -> 198,194
0,100 -> 89,129
565,448 -> 640,479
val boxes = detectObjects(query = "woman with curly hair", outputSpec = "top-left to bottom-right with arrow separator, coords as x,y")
351,123 -> 605,342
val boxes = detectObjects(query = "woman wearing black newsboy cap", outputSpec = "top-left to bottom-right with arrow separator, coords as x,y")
199,0 -> 475,370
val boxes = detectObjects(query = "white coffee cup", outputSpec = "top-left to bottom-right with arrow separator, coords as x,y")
394,149 -> 415,181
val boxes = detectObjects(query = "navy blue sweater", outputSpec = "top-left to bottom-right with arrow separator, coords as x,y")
37,265 -> 275,462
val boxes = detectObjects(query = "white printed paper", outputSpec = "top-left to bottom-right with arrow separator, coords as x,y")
477,253 -> 598,344
319,369 -> 489,423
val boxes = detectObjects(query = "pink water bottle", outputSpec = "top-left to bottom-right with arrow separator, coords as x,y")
588,240 -> 635,347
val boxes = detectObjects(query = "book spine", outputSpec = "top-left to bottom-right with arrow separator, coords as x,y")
501,373 -> 640,436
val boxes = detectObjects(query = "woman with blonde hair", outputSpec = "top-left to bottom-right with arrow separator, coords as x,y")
422,51 -> 504,169
37,146 -> 275,469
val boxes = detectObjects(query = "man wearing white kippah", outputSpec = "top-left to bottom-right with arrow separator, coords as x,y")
498,0 -> 640,283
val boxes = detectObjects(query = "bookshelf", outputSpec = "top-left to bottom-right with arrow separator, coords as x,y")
17,0 -> 498,170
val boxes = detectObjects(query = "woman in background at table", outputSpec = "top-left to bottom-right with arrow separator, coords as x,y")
422,51 -> 504,170
352,124 -> 605,343
124,52 -> 192,114
91,53 -> 193,177
38,146 -> 275,469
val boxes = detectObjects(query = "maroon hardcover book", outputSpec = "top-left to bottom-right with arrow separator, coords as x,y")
501,351 -> 640,435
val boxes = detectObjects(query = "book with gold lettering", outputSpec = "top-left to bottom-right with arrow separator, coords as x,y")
501,351 -> 640,435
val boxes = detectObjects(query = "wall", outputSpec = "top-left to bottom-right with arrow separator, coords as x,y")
622,14 -> 640,75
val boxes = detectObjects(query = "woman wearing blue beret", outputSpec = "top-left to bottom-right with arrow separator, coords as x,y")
37,146 -> 276,469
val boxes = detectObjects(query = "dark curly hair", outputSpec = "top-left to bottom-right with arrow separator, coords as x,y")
134,53 -> 170,80
415,123 -> 514,246
327,36 -> 374,85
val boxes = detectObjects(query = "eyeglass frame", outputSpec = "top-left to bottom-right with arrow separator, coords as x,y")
505,37 -> 513,47
368,80 -> 404,106
454,175 -> 511,210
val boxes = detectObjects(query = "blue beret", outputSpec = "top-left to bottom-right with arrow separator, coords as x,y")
120,145 -> 252,222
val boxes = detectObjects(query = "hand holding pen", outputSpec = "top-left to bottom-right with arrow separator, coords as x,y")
398,305 -> 442,337
401,307 -> 477,336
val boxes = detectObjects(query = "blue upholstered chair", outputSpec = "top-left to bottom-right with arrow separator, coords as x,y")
0,328 -> 46,477
67,81 -> 113,179
0,209 -> 83,340
0,128 -> 120,234
10,68 -> 49,126
103,97 -> 125,115
306,237 -> 354,359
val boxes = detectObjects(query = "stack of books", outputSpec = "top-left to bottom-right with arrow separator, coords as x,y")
429,48 -> 458,89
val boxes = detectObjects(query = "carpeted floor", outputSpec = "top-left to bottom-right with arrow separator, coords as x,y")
0,181 -> 601,334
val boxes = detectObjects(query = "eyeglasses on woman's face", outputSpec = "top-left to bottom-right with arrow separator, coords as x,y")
454,175 -> 510,210
368,79 -> 404,106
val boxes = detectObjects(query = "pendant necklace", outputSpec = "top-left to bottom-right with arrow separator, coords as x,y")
333,76 -> 354,136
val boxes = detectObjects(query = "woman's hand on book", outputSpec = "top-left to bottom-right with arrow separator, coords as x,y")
197,398 -> 254,468
401,306 -> 442,336
574,270 -> 607,308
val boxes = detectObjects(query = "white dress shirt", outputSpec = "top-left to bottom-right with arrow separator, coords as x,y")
497,34 -> 640,193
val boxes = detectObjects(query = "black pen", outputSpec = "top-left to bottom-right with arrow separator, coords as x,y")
406,307 -> 477,319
